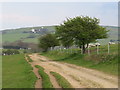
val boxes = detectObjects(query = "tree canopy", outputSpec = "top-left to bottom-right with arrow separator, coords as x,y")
55,16 -> 108,53
38,34 -> 59,52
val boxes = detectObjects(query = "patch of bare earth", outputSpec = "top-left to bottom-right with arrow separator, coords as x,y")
25,55 -> 42,88
29,53 -> 118,88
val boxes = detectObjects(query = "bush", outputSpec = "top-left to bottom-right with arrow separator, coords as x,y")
2,49 -> 20,55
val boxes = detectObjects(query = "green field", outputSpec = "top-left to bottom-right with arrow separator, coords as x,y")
2,54 -> 37,88
1,26 -> 118,45
42,44 -> 118,75
2,26 -> 55,44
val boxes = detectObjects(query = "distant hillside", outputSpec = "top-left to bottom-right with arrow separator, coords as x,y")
98,26 -> 118,45
1,25 -> 118,45
2,26 -> 56,44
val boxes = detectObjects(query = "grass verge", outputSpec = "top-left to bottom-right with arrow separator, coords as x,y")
50,71 -> 73,88
41,44 -> 118,75
2,54 -> 37,88
35,65 -> 54,89
26,54 -> 33,62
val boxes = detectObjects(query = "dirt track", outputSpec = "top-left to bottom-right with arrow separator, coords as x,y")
29,53 -> 118,88
25,55 -> 42,88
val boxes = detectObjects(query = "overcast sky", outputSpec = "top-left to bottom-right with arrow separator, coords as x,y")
0,2 -> 118,30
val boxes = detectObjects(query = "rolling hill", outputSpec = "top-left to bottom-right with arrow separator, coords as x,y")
1,25 -> 118,45
2,26 -> 55,44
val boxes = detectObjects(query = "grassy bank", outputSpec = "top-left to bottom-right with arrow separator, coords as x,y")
42,44 -> 118,75
2,54 -> 37,88
50,71 -> 73,88
35,65 -> 54,89
26,54 -> 33,62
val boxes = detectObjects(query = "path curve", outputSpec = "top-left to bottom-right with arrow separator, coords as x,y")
29,53 -> 118,88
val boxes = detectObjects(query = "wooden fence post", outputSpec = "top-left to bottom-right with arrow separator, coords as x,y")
81,45 -> 83,54
88,47 -> 90,55
108,43 -> 110,54
97,45 -> 99,54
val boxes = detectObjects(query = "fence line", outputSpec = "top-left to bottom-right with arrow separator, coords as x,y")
48,43 -> 117,55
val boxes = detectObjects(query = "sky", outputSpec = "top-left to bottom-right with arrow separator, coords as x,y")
0,2 -> 118,30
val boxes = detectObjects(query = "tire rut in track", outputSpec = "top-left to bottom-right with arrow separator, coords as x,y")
27,54 -> 62,89
25,55 -> 42,88
29,53 -> 118,88
44,70 -> 61,88
63,63 -> 118,85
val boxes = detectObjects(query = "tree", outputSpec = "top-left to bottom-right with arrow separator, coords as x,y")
56,16 -> 108,53
55,24 -> 74,48
38,34 -> 59,52
2,49 -> 19,55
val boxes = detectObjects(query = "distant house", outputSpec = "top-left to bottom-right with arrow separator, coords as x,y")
31,29 -> 36,33
31,27 -> 49,34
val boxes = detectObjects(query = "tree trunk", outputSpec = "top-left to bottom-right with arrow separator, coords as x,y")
79,44 -> 86,54
82,44 -> 86,54
86,43 -> 89,48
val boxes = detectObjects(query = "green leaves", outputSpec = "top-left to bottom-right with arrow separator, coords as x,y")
39,34 -> 59,52
55,16 -> 108,53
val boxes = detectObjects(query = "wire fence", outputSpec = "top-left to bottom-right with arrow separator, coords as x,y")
48,43 -> 118,55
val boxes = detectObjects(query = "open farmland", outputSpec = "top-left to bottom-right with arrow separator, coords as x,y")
2,26 -> 55,44
1,26 -> 118,45
1,2 -> 118,89
2,54 -> 37,88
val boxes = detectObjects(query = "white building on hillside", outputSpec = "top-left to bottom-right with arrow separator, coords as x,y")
31,29 -> 36,33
